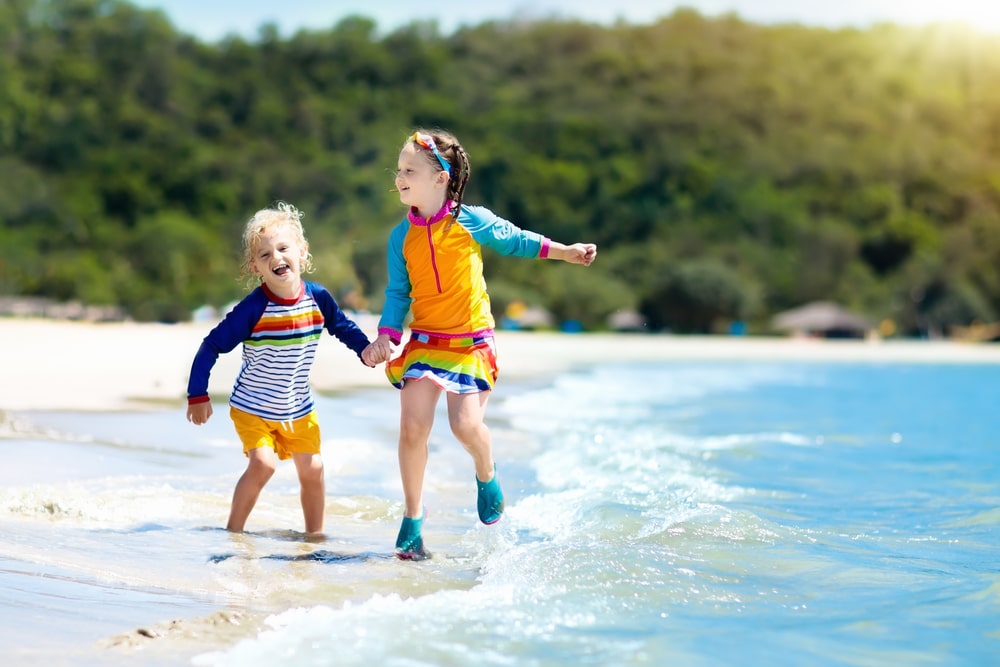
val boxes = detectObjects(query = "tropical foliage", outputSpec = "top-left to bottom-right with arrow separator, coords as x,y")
2,0 -> 1000,335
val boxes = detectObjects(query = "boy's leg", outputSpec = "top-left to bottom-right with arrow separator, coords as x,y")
227,446 -> 277,532
398,380 -> 440,518
292,453 -> 325,534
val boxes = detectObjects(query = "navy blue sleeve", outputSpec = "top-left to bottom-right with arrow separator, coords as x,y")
186,289 -> 266,398
308,282 -> 372,360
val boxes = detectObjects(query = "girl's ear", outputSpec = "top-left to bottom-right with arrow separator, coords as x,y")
436,170 -> 450,187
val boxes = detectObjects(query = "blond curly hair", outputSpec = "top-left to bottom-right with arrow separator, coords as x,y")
239,201 -> 314,287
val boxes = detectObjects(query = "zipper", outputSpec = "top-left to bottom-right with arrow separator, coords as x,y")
426,224 -> 443,293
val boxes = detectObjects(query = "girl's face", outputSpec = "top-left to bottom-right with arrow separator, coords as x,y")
396,143 -> 449,215
249,222 -> 307,298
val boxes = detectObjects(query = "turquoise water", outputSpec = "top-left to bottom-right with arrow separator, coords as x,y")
1,360 -> 998,666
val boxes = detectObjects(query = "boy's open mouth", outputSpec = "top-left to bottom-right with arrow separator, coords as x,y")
273,263 -> 290,276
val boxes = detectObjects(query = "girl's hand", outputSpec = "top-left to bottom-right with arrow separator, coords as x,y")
561,243 -> 597,266
362,335 -> 394,366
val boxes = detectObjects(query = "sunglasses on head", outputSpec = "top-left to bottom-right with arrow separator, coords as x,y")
410,132 -> 452,173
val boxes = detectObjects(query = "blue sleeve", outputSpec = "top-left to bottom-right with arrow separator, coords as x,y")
457,205 -> 545,258
308,282 -> 371,359
186,289 -> 266,398
377,220 -> 412,342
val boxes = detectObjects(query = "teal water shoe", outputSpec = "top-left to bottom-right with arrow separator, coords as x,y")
395,510 -> 431,561
476,466 -> 504,525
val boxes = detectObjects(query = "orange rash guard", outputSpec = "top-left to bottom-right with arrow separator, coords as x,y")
377,203 -> 551,343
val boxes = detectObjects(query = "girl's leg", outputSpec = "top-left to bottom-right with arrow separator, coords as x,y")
446,391 -> 493,482
292,452 -> 325,534
448,391 -> 504,524
227,446 -> 277,532
398,380 -> 441,518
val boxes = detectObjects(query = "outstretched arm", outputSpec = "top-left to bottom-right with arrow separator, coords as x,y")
544,242 -> 597,266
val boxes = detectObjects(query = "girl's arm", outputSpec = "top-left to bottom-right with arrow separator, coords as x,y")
377,222 -> 412,344
458,206 -> 596,265
541,241 -> 597,266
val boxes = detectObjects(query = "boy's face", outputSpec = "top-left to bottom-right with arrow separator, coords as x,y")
250,223 -> 306,297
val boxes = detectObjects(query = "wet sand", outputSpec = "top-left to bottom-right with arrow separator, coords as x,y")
2,317 -> 998,412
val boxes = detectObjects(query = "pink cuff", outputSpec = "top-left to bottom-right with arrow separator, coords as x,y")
539,238 -> 551,259
378,326 -> 402,345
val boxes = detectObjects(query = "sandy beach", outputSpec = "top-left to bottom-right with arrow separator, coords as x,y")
2,317 -> 999,412
2,316 -> 998,667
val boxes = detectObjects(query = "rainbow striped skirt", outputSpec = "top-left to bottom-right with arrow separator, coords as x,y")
385,333 -> 499,393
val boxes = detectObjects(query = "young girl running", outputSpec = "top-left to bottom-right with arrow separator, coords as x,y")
187,202 -> 378,535
362,129 -> 596,559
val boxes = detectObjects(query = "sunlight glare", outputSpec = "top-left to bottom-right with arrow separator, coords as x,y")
893,0 -> 1000,33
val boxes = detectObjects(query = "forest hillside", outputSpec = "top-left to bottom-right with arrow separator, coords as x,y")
2,0 -> 999,336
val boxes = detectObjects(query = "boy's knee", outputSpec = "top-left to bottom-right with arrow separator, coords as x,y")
296,455 -> 324,484
247,454 -> 278,479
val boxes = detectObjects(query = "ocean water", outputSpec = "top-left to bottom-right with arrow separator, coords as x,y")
1,359 -> 998,666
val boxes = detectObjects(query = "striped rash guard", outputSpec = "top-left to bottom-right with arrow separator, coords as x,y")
377,203 -> 550,344
187,282 -> 370,421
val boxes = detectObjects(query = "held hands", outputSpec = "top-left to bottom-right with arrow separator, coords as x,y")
362,334 -> 394,366
187,401 -> 212,426
552,242 -> 597,266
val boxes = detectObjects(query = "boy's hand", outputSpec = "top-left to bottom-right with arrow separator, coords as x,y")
362,335 -> 394,366
187,401 -> 212,425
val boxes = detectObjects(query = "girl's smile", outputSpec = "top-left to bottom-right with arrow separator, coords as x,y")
396,143 -> 449,218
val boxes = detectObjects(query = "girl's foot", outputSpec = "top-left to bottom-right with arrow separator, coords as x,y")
476,465 -> 504,525
395,509 -> 431,560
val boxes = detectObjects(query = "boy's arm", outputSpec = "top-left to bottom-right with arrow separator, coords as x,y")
186,292 -> 262,402
311,283 -> 372,361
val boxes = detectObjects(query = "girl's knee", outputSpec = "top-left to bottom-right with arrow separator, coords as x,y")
449,417 -> 487,445
400,419 -> 433,447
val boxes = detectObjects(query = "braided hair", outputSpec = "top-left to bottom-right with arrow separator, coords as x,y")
410,128 -> 471,218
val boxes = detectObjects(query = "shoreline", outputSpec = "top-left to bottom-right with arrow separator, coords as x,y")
3,317 -> 999,412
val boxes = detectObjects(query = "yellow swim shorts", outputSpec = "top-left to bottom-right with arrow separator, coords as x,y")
229,406 -> 321,460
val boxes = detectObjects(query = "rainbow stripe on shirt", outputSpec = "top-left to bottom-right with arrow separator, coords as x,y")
231,297 -> 324,420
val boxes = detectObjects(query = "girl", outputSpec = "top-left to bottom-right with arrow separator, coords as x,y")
362,129 -> 596,559
187,202 -> 378,535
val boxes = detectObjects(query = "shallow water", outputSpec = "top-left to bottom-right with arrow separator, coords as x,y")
1,360 -> 998,666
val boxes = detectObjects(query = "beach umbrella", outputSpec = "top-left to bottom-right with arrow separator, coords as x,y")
607,309 -> 646,332
771,301 -> 871,338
